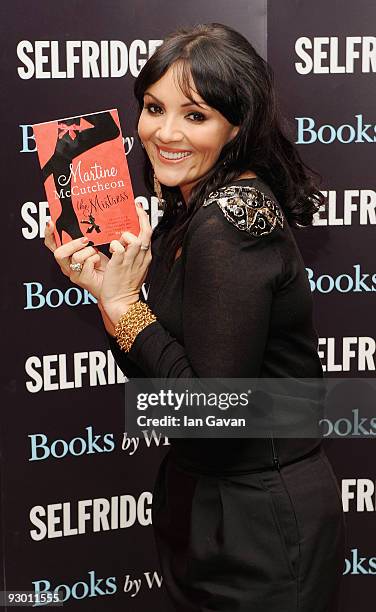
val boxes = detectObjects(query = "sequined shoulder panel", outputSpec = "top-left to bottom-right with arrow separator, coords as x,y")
202,185 -> 284,237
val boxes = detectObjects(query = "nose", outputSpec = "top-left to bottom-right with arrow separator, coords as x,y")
156,115 -> 183,143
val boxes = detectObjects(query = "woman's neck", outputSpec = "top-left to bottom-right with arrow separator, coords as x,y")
179,170 -> 258,204
236,171 -> 258,180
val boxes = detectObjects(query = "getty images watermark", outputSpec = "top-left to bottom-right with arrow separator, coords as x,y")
123,378 -> 376,438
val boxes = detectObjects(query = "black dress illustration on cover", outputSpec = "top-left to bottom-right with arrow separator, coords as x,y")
41,112 -> 120,243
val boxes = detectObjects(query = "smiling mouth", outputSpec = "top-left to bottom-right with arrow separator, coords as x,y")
156,145 -> 192,162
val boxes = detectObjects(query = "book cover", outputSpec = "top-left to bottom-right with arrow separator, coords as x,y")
33,109 -> 139,247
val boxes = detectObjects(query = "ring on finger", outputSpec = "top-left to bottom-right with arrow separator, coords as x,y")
69,262 -> 83,272
140,244 -> 150,251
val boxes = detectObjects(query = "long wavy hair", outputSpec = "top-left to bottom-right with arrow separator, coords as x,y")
134,22 -> 325,270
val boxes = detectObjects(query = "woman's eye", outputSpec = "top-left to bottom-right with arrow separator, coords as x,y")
187,111 -> 206,122
144,103 -> 163,114
143,105 -> 205,121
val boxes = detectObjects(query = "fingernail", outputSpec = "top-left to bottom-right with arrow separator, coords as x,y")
81,237 -> 89,244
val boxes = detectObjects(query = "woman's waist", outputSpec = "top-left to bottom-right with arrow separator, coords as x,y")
168,437 -> 322,476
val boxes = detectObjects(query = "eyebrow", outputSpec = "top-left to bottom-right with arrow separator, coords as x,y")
144,91 -> 209,109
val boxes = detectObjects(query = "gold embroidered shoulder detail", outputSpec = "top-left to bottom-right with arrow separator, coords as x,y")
202,185 -> 284,237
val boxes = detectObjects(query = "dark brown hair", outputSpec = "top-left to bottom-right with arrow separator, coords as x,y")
134,22 -> 324,269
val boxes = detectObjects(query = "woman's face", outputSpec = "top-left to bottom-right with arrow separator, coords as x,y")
138,63 -> 239,201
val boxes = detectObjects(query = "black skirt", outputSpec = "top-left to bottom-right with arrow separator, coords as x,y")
152,445 -> 346,612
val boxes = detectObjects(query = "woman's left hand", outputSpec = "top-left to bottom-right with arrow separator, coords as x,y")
99,202 -> 153,326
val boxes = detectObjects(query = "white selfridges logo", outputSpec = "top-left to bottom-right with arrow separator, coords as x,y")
318,337 -> 376,373
17,39 -> 163,79
342,479 -> 376,512
25,349 -> 126,393
20,195 -> 163,240
29,491 -> 153,540
313,189 -> 376,226
295,36 -> 376,74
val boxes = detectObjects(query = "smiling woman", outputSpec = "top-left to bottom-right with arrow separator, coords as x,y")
45,21 -> 345,612
138,63 -> 240,202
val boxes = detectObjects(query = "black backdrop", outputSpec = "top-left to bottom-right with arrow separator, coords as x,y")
1,0 -> 374,609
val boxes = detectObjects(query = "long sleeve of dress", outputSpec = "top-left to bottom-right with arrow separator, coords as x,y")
106,330 -> 142,380
122,198 -> 284,379
107,184 -> 324,474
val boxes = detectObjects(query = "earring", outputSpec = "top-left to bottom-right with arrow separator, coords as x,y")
153,173 -> 165,206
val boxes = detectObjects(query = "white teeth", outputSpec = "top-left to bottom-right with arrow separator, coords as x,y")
159,149 -> 191,160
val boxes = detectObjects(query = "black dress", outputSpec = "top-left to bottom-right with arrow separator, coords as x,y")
107,178 -> 346,612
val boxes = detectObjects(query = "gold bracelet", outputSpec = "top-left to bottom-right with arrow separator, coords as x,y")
114,301 -> 157,353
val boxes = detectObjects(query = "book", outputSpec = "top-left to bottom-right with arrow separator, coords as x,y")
33,109 -> 139,247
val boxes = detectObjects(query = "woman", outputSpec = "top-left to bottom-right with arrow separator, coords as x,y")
45,23 -> 345,612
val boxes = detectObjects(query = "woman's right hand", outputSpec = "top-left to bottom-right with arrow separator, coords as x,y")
44,220 -> 109,299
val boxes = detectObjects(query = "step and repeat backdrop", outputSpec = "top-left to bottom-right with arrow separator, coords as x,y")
268,2 -> 376,610
1,0 -> 374,609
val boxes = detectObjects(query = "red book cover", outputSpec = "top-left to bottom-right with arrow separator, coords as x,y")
33,109 -> 139,246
